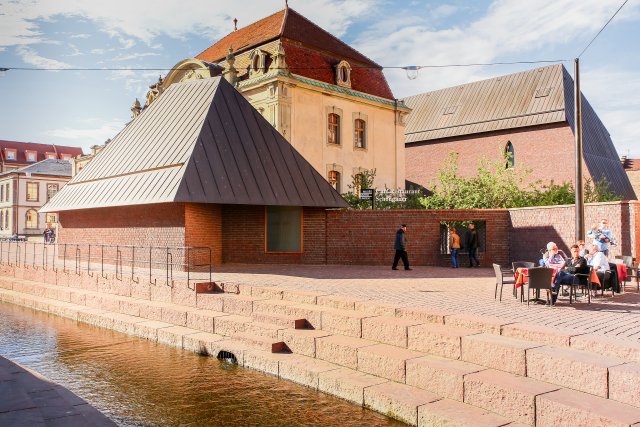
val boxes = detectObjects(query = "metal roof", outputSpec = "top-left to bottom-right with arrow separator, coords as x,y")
42,77 -> 348,212
403,64 -> 566,143
1,159 -> 72,177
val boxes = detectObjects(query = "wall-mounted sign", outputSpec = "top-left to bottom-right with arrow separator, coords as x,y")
360,188 -> 374,200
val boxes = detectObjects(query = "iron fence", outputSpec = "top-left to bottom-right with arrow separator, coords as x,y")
0,241 -> 212,289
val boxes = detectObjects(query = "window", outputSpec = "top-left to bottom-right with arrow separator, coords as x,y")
354,118 -> 366,148
353,173 -> 364,194
265,206 -> 302,253
47,183 -> 59,201
26,182 -> 38,201
5,149 -> 16,160
46,213 -> 57,224
0,185 -> 3,202
45,152 -> 56,160
0,211 -> 3,230
4,209 -> 8,229
60,154 -> 72,160
505,141 -> 515,168
26,151 -> 37,162
328,170 -> 341,193
328,113 -> 340,145
335,60 -> 352,88
4,183 -> 8,202
25,209 -> 38,229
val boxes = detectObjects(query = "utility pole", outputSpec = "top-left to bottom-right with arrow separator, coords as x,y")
574,58 -> 585,241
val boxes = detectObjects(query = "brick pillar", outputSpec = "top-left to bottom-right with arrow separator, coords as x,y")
185,203 -> 222,266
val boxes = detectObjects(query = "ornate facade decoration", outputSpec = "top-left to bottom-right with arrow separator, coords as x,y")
335,60 -> 352,88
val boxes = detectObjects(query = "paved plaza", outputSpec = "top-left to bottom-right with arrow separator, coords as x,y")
208,264 -> 640,342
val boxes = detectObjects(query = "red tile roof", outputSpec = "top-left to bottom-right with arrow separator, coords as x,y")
0,140 -> 83,165
195,8 -> 394,100
622,158 -> 640,171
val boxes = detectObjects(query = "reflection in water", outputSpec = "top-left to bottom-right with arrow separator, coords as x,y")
0,302 -> 404,426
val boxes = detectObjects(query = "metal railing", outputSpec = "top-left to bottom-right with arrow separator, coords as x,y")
0,241 -> 212,289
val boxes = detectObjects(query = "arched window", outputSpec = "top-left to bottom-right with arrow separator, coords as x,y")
335,60 -> 352,88
252,55 -> 260,72
328,113 -> 340,145
25,209 -> 38,229
328,170 -> 341,193
505,141 -> 515,168
354,119 -> 366,148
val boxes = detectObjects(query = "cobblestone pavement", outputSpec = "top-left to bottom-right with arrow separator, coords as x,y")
202,264 -> 640,342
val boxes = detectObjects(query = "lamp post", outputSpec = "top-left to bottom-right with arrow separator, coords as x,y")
574,58 -> 585,241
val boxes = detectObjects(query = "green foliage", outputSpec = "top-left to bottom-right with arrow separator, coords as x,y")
341,169 -> 424,210
420,152 -> 622,209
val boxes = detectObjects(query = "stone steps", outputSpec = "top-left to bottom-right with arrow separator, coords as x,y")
3,276 -> 640,425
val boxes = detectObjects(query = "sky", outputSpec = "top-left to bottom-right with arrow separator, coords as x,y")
0,0 -> 638,157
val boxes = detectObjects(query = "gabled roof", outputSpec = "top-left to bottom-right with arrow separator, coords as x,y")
195,8 -> 394,100
41,77 -> 348,212
622,158 -> 640,171
1,159 -> 72,177
403,64 -> 636,200
0,140 -> 83,164
403,64 -> 566,143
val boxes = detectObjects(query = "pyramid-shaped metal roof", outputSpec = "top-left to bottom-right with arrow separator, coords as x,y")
42,77 -> 348,212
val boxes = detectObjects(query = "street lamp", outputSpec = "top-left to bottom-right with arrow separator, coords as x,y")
402,66 -> 421,80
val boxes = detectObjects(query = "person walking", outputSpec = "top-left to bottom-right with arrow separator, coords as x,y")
465,223 -> 480,267
449,227 -> 460,268
392,224 -> 412,270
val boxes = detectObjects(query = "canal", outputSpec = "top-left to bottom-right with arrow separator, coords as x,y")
0,301 -> 404,426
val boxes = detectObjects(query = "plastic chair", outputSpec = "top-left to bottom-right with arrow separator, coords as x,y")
493,263 -> 515,302
621,256 -> 639,292
525,267 -> 554,306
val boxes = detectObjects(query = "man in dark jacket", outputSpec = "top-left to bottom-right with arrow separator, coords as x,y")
392,224 -> 412,270
551,244 -> 589,304
465,223 -> 480,267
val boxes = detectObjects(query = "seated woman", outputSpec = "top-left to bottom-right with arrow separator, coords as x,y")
543,241 -> 566,270
587,244 -> 610,286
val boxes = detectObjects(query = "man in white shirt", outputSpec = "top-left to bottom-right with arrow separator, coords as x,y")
587,245 -> 610,287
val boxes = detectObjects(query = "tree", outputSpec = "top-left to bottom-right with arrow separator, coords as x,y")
341,169 -> 424,209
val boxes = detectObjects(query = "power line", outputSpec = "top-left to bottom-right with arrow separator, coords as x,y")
578,0 -> 629,58
0,59 -> 569,73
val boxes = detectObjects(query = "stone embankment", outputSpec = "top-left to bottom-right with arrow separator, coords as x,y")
1,264 -> 639,426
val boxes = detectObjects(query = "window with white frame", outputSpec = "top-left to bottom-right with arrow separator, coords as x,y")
26,151 -> 37,162
5,149 -> 16,160
26,182 -> 38,201
46,213 -> 57,224
354,118 -> 366,148
47,183 -> 59,201
25,209 -> 38,229
328,170 -> 341,193
328,113 -> 340,145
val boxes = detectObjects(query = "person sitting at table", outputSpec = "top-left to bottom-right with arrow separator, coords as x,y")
551,244 -> 589,304
587,244 -> 610,287
576,240 -> 588,257
543,242 -> 566,269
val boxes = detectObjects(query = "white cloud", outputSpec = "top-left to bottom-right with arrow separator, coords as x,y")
112,52 -> 160,61
69,33 -> 91,39
45,119 -> 124,147
15,46 -> 72,69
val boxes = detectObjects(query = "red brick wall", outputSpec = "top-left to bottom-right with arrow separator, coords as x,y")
325,209 -> 510,267
58,203 -> 185,247
185,203 -> 222,266
508,201 -> 637,262
221,205 -> 326,264
406,123 -> 583,190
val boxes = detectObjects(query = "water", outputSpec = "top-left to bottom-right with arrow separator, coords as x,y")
0,302 -> 405,426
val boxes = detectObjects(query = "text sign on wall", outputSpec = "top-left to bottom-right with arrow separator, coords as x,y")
360,189 -> 374,200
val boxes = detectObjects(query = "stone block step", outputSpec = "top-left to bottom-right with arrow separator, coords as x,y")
243,321 -> 286,340
213,314 -> 252,337
396,306 -> 452,325
252,299 -> 324,328
362,316 -> 424,348
218,294 -> 268,316
182,331 -> 225,355
445,314 -> 513,335
609,362 -> 640,408
278,354 -> 340,389
278,328 -> 332,357
526,345 -> 626,397
186,309 -> 228,334
406,355 -> 485,401
315,334 -> 376,369
407,323 -> 481,359
357,343 -> 423,383
316,294 -> 370,310
418,398 -> 514,427
318,368 -> 388,406
536,388 -> 640,426
231,332 -> 287,353
461,333 -> 543,376
570,334 -> 640,364
363,381 -> 440,427
464,369 -> 560,425
320,307 -> 379,338
251,311 -> 307,329
501,323 -> 578,347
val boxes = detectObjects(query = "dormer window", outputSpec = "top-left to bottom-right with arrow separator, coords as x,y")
5,149 -> 16,161
335,60 -> 351,88
60,154 -> 72,160
45,152 -> 56,160
248,49 -> 269,77
26,151 -> 37,162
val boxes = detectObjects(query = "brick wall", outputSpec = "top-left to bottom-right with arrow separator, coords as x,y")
508,201 -> 639,262
325,209 -> 510,267
221,205 -> 326,264
406,123 -> 580,191
185,203 -> 222,267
